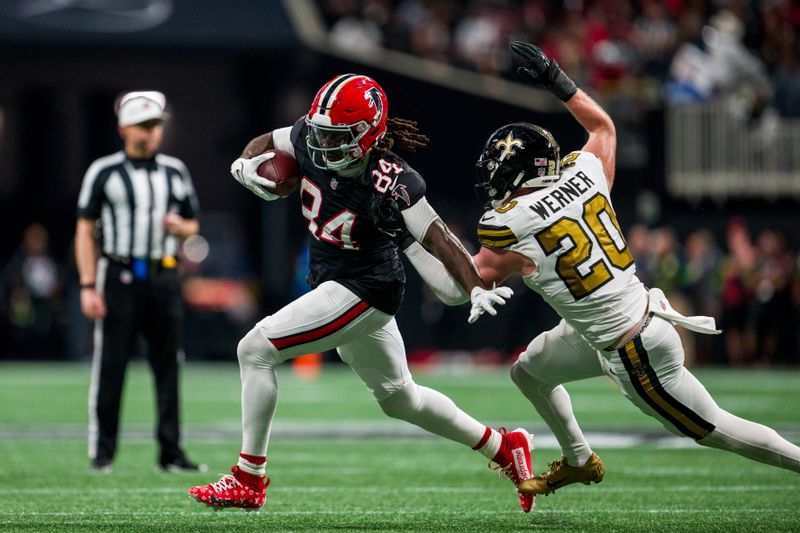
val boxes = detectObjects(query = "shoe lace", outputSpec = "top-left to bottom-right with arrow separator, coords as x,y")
210,474 -> 241,493
543,457 -> 568,479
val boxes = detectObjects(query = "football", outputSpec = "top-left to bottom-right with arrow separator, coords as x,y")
257,149 -> 299,197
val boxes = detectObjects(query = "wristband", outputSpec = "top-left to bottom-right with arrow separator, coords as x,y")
396,230 -> 416,251
80,282 -> 96,290
552,68 -> 577,102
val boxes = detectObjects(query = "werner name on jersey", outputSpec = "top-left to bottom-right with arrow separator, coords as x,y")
476,150 -> 648,350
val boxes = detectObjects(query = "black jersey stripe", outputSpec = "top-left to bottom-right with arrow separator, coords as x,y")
162,166 -> 173,256
145,168 -> 156,260
618,337 -> 715,440
106,203 -> 117,256
268,300 -> 370,350
318,74 -> 356,115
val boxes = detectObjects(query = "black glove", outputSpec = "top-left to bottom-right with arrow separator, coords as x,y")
368,193 -> 416,250
509,41 -> 577,102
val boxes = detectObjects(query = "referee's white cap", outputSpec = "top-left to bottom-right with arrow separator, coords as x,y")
116,91 -> 167,127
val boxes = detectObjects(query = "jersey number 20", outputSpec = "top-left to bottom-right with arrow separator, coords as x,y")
534,193 -> 633,299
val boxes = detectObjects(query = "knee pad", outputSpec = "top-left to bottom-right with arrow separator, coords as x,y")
514,331 -> 555,388
510,361 -> 534,387
237,328 -> 280,369
377,381 -> 422,420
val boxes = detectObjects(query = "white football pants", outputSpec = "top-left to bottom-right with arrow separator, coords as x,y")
236,281 -> 488,457
513,316 -> 800,472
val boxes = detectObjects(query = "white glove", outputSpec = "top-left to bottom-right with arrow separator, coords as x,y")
230,152 -> 280,201
468,285 -> 514,324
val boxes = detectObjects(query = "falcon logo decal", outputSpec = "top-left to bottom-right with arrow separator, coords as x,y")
391,183 -> 411,207
365,87 -> 384,126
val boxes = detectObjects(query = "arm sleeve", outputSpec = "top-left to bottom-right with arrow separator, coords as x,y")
401,196 -> 439,243
403,241 -> 470,305
272,126 -> 295,158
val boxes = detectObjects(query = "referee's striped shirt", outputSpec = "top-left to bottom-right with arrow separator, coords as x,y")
77,151 -> 199,260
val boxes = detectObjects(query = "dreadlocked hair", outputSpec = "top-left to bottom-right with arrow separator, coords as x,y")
375,117 -> 429,154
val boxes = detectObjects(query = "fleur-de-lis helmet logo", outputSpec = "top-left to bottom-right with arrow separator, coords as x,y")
495,132 -> 524,163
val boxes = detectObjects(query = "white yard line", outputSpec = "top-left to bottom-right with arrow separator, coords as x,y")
1,508 -> 797,517
1,484 -> 797,495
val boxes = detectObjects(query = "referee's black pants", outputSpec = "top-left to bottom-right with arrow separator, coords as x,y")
89,259 -> 185,465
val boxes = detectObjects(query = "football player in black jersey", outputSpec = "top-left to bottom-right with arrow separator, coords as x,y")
189,74 -> 538,513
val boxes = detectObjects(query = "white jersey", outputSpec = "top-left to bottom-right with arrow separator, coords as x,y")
477,151 -> 647,350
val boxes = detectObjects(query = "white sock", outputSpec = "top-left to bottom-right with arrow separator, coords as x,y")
512,365 -> 592,466
239,362 -> 278,458
476,429 -> 502,460
238,453 -> 266,476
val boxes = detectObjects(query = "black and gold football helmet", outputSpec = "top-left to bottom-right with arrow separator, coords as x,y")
475,122 -> 561,209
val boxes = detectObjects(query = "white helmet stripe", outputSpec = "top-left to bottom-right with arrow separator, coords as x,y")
317,73 -> 357,115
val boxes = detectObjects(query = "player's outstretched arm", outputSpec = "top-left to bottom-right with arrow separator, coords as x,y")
563,90 -> 616,188
369,195 -> 513,321
509,40 -> 617,189
421,222 -> 514,324
421,220 -> 485,292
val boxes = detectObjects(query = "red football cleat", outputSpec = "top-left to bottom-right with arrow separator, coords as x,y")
188,466 -> 268,511
491,427 -> 536,512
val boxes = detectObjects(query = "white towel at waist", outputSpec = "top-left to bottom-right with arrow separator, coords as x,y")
647,287 -> 721,335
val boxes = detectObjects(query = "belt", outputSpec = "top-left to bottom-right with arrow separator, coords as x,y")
103,254 -> 177,270
604,312 -> 654,352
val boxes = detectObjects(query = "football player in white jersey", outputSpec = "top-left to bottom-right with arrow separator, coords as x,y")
373,41 -> 800,500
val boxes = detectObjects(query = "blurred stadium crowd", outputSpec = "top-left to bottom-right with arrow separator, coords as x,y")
2,1 -> 799,366
320,0 -> 800,116
3,216 -> 799,366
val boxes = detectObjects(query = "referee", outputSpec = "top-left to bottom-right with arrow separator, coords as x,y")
75,91 -> 205,473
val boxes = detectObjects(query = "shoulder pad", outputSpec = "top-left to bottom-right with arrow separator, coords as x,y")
371,154 -> 426,209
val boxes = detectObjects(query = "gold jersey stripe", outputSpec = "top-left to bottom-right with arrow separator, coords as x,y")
621,338 -> 714,440
479,236 -> 518,248
477,227 -> 515,237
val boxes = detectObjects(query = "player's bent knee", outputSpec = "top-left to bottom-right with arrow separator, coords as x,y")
510,361 -> 533,386
377,381 -> 422,420
237,328 -> 280,369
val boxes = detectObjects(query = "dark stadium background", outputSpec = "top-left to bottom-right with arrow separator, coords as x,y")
1,0 -> 798,366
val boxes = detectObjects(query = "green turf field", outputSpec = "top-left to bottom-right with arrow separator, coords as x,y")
0,362 -> 798,532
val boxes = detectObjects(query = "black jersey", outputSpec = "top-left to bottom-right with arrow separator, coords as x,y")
289,119 -> 426,315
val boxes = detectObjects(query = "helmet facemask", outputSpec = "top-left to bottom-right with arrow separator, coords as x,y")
475,158 -> 527,209
306,118 -> 370,172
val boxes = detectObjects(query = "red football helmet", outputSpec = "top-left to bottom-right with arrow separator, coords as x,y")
305,74 -> 388,171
